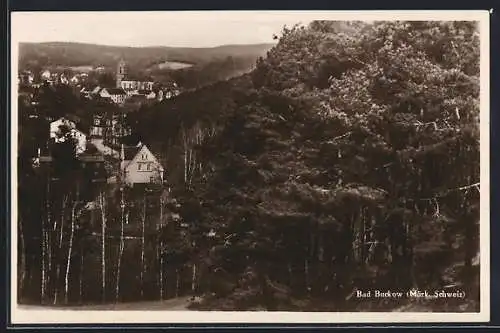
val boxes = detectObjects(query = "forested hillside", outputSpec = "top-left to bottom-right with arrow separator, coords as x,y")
132,20 -> 481,311
19,42 -> 274,68
19,42 -> 273,89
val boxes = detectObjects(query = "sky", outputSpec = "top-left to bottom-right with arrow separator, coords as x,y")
11,11 -> 486,48
11,11 -> 318,48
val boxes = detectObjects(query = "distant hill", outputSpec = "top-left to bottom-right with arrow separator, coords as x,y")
18,42 -> 275,72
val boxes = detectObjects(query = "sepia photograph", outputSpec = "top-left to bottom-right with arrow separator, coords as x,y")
10,10 -> 490,324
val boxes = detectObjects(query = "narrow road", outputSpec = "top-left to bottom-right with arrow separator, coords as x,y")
90,138 -> 120,159
18,296 -> 194,311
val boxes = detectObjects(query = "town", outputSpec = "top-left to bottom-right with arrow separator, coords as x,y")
20,59 -> 180,186
17,59 -> 198,305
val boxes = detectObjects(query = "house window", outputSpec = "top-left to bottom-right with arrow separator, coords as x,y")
142,154 -> 147,160
150,177 -> 155,183
138,163 -> 142,171
146,163 -> 151,171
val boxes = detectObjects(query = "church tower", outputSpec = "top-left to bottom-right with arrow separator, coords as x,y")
116,59 -> 127,88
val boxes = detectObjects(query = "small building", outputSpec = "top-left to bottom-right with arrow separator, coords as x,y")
71,128 -> 87,155
91,85 -> 102,95
40,70 -> 51,80
59,74 -> 69,85
136,89 -> 156,99
120,79 -> 155,92
99,87 -> 127,104
80,86 -> 92,99
49,117 -> 87,155
18,71 -> 34,86
120,143 -> 164,186
50,117 -> 77,140
90,114 -> 106,138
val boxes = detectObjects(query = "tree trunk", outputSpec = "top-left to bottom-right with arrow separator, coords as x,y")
115,188 -> 125,302
304,258 -> 309,293
141,194 -> 146,299
54,194 -> 69,305
100,192 -> 107,303
64,199 -> 77,304
175,268 -> 180,298
41,177 -> 51,304
191,262 -> 197,293
160,243 -> 165,300
19,217 -> 26,300
79,242 -> 84,304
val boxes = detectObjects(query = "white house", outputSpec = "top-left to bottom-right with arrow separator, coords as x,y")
91,86 -> 102,95
18,71 -> 34,85
59,75 -> 69,85
49,117 -> 87,155
120,143 -> 164,186
50,117 -> 76,140
90,114 -> 105,138
120,80 -> 155,91
41,70 -> 51,80
71,128 -> 87,155
136,89 -> 156,99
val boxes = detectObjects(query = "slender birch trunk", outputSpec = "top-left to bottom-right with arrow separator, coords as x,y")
19,216 -> 26,299
140,194 -> 146,299
160,242 -> 165,300
79,242 -> 84,304
115,188 -> 125,302
41,176 -> 51,303
64,198 -> 77,303
182,126 -> 188,185
191,262 -> 197,293
160,194 -> 163,227
100,192 -> 107,303
189,149 -> 196,185
54,194 -> 69,305
175,268 -> 179,298
59,195 -> 67,241
41,227 -> 46,303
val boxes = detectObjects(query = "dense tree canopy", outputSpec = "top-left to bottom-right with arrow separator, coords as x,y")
144,20 -> 480,311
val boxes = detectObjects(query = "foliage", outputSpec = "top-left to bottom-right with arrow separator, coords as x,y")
163,20 -> 480,310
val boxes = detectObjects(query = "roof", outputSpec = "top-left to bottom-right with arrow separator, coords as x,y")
91,86 -> 102,94
52,117 -> 76,127
65,113 -> 81,123
74,123 -> 89,134
105,88 -> 126,95
128,95 -> 147,101
122,146 -> 141,161
121,144 -> 164,172
122,75 -> 154,82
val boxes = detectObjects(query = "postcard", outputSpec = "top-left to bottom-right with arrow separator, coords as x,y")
10,10 -> 490,324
